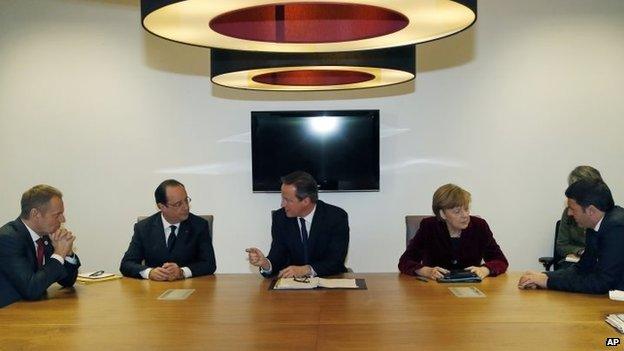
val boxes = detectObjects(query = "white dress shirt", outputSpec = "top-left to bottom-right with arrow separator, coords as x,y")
594,216 -> 604,232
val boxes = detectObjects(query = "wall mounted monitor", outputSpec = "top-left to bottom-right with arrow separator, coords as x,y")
251,110 -> 380,192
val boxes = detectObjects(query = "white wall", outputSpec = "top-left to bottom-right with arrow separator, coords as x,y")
1,0 -> 623,274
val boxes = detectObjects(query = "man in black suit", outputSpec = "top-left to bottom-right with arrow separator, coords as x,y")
247,171 -> 349,278
0,185 -> 80,307
120,179 -> 216,280
519,179 -> 624,294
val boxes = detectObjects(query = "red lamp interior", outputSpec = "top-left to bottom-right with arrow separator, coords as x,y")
252,69 -> 376,86
210,3 -> 409,43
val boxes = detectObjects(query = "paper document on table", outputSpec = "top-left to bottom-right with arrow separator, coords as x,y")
318,278 -> 358,288
448,287 -> 486,298
158,289 -> 195,300
274,278 -> 358,290
605,314 -> 624,333
77,271 -> 121,284
274,278 -> 317,289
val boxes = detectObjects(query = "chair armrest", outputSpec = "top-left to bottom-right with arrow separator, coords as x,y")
538,256 -> 555,271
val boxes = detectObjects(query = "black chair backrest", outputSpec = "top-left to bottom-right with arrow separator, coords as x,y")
552,219 -> 562,266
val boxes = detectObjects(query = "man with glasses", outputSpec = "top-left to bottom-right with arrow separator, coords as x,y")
0,185 -> 80,307
247,171 -> 350,278
120,179 -> 216,280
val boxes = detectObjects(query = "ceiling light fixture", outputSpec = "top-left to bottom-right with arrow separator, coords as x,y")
141,0 -> 476,91
142,0 -> 477,52
210,45 -> 415,91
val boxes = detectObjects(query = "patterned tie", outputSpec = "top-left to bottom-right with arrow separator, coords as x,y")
36,238 -> 45,268
167,225 -> 177,252
299,218 -> 309,264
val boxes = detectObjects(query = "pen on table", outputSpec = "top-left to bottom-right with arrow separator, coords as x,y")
89,270 -> 105,277
415,276 -> 429,283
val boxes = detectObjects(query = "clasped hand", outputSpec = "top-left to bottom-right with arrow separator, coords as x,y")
518,271 -> 548,289
149,262 -> 184,281
50,227 -> 75,257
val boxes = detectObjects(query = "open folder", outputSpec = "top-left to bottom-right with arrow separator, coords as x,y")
273,277 -> 363,290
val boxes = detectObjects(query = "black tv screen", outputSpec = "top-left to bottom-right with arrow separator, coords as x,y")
251,110 -> 380,192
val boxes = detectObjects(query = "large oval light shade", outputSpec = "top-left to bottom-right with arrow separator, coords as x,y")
142,0 -> 477,53
211,45 -> 415,91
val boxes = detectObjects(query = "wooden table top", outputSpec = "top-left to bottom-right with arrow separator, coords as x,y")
0,272 -> 621,350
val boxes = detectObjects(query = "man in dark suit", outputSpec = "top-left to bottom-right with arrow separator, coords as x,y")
0,185 -> 80,307
519,179 -> 624,294
247,171 -> 349,278
120,179 -> 216,280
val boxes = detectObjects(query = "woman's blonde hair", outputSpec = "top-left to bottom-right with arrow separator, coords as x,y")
432,184 -> 471,220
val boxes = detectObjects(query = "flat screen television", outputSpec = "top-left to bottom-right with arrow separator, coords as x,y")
251,110 -> 380,192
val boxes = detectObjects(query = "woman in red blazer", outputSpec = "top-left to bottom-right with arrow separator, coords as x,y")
399,184 -> 508,280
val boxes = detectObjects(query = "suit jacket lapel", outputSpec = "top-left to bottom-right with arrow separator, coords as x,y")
151,215 -> 168,255
172,219 -> 191,254
307,201 -> 324,256
42,235 -> 53,261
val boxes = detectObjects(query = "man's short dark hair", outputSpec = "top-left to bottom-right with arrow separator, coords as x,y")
155,179 -> 185,205
281,171 -> 318,203
20,185 -> 63,219
565,179 -> 614,212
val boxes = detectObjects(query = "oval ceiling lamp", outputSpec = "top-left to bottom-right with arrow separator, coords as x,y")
210,45 -> 415,91
142,0 -> 477,53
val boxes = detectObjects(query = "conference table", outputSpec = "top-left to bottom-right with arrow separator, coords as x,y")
0,273 -> 620,350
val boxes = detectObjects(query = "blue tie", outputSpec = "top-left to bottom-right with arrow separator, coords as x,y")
299,218 -> 309,264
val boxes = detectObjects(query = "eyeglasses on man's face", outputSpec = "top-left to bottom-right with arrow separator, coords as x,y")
166,196 -> 191,208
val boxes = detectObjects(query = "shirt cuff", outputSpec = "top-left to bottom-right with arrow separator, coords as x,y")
181,267 -> 192,278
64,254 -> 78,265
140,268 -> 151,279
50,254 -> 64,265
260,259 -> 273,275
483,264 -> 496,277
309,265 -> 317,277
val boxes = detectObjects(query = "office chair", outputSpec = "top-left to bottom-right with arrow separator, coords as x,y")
405,215 -> 428,247
538,220 -> 561,271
